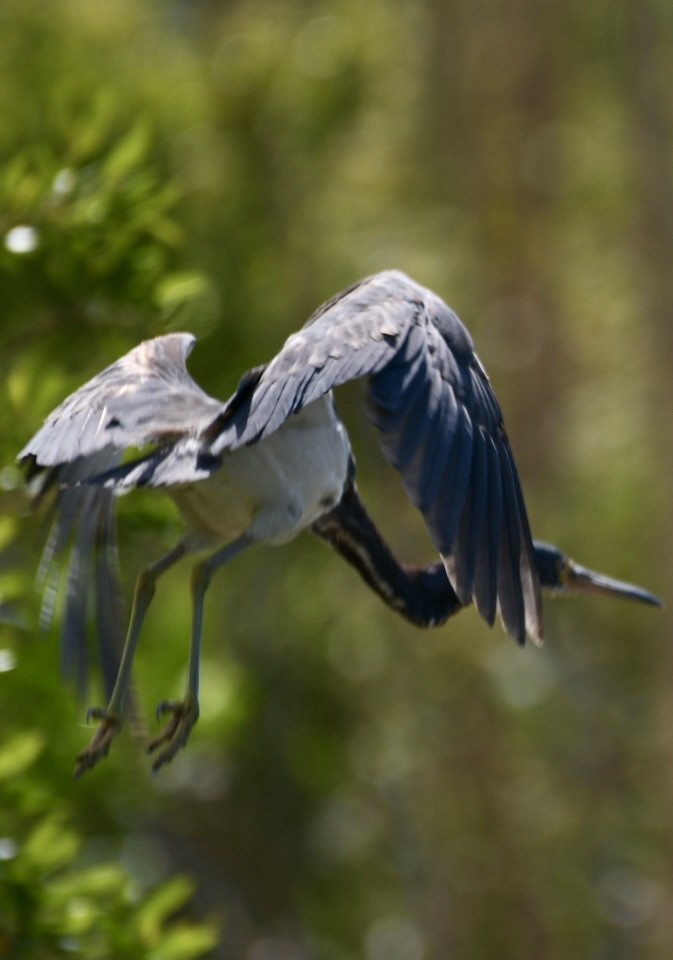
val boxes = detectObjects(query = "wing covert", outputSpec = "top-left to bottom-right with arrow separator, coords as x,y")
19,333 -> 224,472
209,271 -> 419,453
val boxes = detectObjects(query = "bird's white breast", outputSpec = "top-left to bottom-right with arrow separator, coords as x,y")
171,395 -> 351,553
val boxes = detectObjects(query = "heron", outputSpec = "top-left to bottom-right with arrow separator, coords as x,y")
20,270 -> 661,776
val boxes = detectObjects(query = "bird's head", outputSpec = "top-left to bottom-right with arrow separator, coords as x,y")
534,542 -> 662,607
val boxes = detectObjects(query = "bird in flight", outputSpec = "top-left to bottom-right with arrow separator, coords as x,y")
20,271 -> 661,776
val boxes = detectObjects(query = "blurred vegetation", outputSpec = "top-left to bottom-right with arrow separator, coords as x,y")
0,732 -> 218,958
0,0 -> 671,957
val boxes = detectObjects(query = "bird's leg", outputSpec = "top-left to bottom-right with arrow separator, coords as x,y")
75,542 -> 186,778
144,560 -> 208,772
147,533 -> 253,773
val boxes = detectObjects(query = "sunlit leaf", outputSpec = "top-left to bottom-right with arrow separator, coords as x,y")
69,90 -> 118,161
137,876 -> 195,943
0,731 -> 45,780
147,923 -> 219,960
47,863 -> 130,903
103,121 -> 151,183
21,816 -> 79,874
155,271 -> 220,334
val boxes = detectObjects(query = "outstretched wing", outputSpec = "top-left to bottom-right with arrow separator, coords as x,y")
19,333 -> 224,472
210,269 -> 542,643
19,334 -> 224,697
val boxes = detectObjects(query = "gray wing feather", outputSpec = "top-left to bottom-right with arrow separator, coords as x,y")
20,333 -> 223,471
35,464 -> 126,700
209,273 -> 414,452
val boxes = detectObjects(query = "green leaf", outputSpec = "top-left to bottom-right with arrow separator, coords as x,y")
47,863 -> 130,904
0,731 -> 45,780
21,815 -> 79,874
137,876 -> 195,943
155,271 -> 220,334
147,924 -> 219,960
103,121 -> 151,182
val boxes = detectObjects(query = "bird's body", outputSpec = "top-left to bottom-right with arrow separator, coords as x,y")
170,395 -> 350,553
20,270 -> 661,775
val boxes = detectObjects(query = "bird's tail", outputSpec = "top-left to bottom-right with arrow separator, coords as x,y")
30,463 -> 142,730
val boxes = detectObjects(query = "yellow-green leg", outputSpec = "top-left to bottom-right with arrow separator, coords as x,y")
74,543 -> 186,778
147,534 -> 253,772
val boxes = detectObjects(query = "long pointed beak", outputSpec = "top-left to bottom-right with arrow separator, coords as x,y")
564,561 -> 663,608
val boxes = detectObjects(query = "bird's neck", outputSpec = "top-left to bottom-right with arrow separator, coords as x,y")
311,481 -> 462,628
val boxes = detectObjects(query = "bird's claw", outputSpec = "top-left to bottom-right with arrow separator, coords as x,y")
146,699 -> 199,773
74,708 -> 121,778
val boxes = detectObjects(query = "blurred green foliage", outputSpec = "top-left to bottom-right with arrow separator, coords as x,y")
0,0 -> 672,958
0,731 -> 217,958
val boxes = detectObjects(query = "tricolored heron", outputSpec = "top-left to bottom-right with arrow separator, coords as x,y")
20,271 -> 661,776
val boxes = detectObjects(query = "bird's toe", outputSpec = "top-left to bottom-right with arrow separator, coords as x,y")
74,709 -> 121,778
146,699 -> 199,773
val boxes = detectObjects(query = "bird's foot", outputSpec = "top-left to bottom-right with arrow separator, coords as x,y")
146,698 -> 200,773
74,707 -> 121,778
